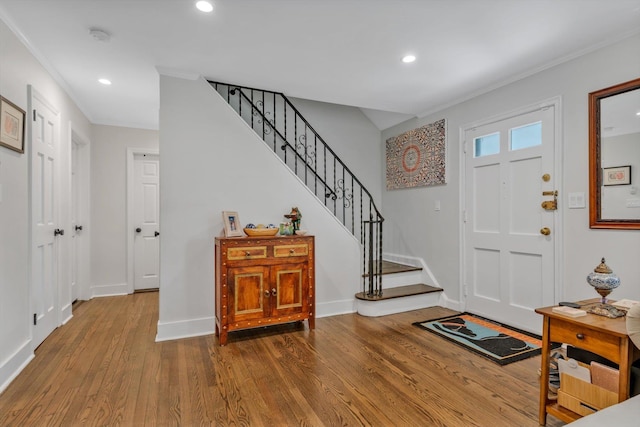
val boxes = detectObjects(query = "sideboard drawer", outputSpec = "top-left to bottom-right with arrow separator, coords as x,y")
227,246 -> 267,260
550,318 -> 620,362
274,244 -> 309,258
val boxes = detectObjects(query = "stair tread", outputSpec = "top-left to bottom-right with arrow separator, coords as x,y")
363,260 -> 422,277
355,283 -> 442,301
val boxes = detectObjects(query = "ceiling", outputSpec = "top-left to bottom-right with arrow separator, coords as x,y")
1,0 -> 639,131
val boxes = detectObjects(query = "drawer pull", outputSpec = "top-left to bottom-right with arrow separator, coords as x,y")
289,249 -> 295,254
245,251 -> 251,257
576,333 -> 584,340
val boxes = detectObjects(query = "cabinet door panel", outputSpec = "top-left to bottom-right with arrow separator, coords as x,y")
228,266 -> 269,323
272,263 -> 307,316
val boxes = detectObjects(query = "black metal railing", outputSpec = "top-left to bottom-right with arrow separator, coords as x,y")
210,81 -> 384,297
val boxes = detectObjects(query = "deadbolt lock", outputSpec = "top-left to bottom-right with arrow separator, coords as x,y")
541,190 -> 558,211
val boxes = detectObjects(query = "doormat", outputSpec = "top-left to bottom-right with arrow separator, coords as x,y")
413,313 -> 545,366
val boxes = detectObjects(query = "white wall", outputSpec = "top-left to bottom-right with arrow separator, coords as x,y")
0,17 -> 92,391
157,75 -> 361,341
90,125 -> 158,296
382,34 -> 640,306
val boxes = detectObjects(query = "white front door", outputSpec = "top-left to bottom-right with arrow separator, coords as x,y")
30,88 -> 61,348
463,102 -> 558,333
133,153 -> 160,290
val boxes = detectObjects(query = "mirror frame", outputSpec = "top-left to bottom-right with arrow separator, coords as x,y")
589,77 -> 640,229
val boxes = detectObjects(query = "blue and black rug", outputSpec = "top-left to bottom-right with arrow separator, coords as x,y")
413,313 -> 544,366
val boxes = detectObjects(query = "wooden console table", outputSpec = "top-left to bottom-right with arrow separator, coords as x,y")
536,299 -> 640,425
215,235 -> 315,345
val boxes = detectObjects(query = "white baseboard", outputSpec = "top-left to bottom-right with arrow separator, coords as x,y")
91,283 -> 129,298
0,340 -> 34,394
156,316 -> 215,342
61,302 -> 73,325
316,299 -> 356,318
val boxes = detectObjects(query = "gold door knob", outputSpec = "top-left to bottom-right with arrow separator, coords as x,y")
540,227 -> 551,236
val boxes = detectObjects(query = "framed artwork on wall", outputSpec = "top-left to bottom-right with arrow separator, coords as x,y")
0,96 -> 26,153
603,165 -> 631,186
222,211 -> 243,237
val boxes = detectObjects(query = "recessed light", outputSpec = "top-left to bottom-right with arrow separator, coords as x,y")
196,1 -> 213,12
402,55 -> 416,63
98,78 -> 112,85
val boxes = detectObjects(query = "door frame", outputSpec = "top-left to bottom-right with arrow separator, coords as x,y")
69,124 -> 91,301
126,147 -> 160,294
458,96 -> 564,316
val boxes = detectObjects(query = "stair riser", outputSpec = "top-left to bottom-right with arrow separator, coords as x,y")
380,271 -> 424,289
356,292 -> 442,317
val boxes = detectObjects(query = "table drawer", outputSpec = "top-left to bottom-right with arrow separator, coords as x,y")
227,246 -> 267,260
549,318 -> 620,362
274,244 -> 308,258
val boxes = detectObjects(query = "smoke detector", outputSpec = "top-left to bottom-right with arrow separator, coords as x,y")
89,28 -> 111,42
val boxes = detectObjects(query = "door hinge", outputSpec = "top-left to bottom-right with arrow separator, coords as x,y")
463,210 -> 467,223
33,313 -> 37,325
33,109 -> 36,121
463,285 -> 468,297
463,141 -> 467,154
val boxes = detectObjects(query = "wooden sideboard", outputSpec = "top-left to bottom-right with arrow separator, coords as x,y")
214,235 -> 315,345
536,299 -> 640,425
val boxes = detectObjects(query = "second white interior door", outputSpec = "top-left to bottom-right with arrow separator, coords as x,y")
133,153 -> 160,291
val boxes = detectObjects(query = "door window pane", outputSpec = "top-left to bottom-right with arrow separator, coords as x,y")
511,122 -> 541,151
474,133 -> 500,157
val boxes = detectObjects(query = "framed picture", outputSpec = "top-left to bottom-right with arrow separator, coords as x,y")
222,211 -> 243,237
603,165 -> 631,186
0,96 -> 26,154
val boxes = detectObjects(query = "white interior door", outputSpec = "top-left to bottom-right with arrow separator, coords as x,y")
463,103 -> 558,333
30,88 -> 61,348
133,153 -> 160,290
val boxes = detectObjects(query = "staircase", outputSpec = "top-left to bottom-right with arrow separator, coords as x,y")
356,260 -> 443,317
209,81 -> 442,313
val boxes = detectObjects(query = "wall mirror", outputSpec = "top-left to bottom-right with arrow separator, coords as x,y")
589,77 -> 640,229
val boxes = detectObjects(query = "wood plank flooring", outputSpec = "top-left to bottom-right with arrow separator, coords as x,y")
0,292 -> 563,426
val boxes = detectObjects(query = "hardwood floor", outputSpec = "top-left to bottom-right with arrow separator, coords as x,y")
0,292 -> 563,426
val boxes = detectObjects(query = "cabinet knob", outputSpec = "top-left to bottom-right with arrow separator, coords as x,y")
245,251 -> 251,257
576,333 -> 584,340
289,249 -> 295,254
264,290 -> 270,297
271,288 -> 277,296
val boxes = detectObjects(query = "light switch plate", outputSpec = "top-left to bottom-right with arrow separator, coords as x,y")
568,192 -> 585,209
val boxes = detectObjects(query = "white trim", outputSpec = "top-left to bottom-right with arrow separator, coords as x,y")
0,341 -> 34,394
91,283 -> 129,298
156,317 -> 215,342
316,299 -> 356,318
126,147 -> 160,294
459,96 -> 564,312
